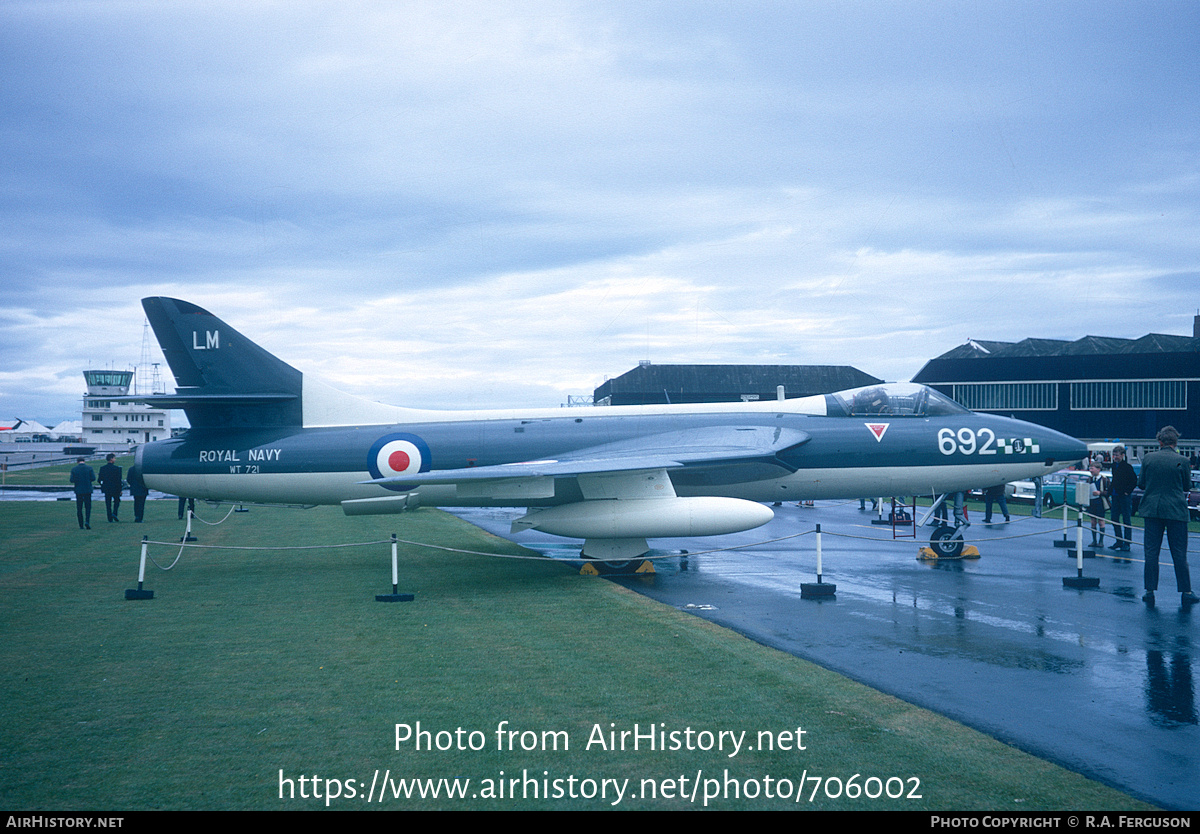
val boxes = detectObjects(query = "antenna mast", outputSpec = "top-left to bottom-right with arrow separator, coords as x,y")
136,319 -> 153,395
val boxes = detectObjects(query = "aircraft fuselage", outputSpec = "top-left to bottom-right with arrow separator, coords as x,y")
139,404 -> 1081,507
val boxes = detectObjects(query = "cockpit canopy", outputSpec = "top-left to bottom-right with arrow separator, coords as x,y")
826,383 -> 969,418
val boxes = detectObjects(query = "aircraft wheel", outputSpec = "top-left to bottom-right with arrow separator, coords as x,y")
929,526 -> 964,559
601,559 -> 638,572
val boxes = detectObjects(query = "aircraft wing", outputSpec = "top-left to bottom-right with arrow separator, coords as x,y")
361,425 -> 809,487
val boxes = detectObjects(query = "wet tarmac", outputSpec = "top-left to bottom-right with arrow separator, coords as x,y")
449,501 -> 1199,811
0,488 -> 174,502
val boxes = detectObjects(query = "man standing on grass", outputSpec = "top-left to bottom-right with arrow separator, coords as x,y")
127,464 -> 149,523
69,456 -> 94,530
98,453 -> 123,522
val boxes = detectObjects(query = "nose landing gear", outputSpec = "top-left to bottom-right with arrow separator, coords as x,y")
929,525 -> 965,559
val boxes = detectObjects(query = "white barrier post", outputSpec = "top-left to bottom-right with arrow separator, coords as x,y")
180,508 -> 197,543
1053,501 -> 1073,548
391,534 -> 399,591
125,535 -> 154,599
1064,511 -> 1099,589
801,523 -> 836,598
376,533 -> 414,602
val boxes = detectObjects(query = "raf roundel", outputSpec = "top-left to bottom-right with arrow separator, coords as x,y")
367,433 -> 432,490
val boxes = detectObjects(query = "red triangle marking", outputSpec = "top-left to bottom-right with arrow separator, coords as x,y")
865,422 -> 890,442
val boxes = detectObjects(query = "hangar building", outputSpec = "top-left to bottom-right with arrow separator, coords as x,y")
911,316 -> 1200,458
594,363 -> 883,406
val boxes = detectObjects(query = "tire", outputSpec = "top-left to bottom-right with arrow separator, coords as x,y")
1044,494 -> 1056,509
929,525 -> 964,558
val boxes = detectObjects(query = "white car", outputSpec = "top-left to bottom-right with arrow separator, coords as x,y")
1010,478 -> 1043,505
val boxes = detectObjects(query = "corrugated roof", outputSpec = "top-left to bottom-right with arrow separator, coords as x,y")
1123,333 -> 1197,353
1060,336 -> 1136,355
930,332 -> 1200,360
1000,338 -> 1074,357
606,364 -> 880,391
595,364 -> 883,400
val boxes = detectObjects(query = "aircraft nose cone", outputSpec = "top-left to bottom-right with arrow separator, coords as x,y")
1040,429 -> 1087,466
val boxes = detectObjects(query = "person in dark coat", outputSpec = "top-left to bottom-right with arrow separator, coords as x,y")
1138,426 -> 1197,606
69,457 -> 95,529
1108,444 -> 1137,552
127,465 -> 149,523
98,453 -> 123,522
983,484 -> 1010,523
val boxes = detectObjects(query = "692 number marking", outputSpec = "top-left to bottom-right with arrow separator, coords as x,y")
938,427 -> 996,456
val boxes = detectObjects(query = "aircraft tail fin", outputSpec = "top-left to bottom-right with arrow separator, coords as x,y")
135,297 -> 303,429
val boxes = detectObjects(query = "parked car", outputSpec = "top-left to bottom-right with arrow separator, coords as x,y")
1011,478 -> 1048,505
1030,471 -> 1094,509
1006,467 -> 1199,519
1132,471 -> 1200,520
967,483 -> 1016,501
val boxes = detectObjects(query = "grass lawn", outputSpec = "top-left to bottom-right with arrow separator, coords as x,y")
0,500 -> 1157,810
1,454 -> 136,487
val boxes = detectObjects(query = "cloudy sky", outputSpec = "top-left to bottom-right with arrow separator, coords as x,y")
2,1 -> 1198,424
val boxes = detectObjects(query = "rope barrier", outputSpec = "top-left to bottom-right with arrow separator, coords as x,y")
146,503 -> 825,567
649,529 -> 815,559
140,529 -> 819,565
140,502 -> 1196,573
144,539 -> 394,551
148,544 -> 186,572
190,505 -> 239,526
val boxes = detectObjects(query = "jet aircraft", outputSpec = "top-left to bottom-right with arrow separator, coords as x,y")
128,298 -> 1087,562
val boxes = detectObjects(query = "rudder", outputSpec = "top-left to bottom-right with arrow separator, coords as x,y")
141,297 -> 303,429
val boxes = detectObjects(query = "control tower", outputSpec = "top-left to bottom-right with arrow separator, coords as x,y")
81,370 -> 172,445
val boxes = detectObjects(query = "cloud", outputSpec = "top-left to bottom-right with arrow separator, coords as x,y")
1,1 -> 1198,424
